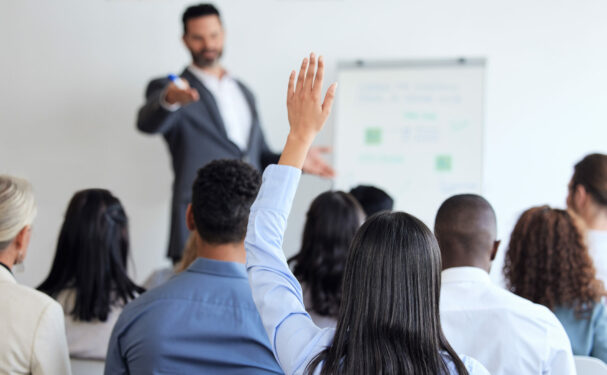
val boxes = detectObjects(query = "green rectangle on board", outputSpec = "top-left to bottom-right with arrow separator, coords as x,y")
365,127 -> 382,145
436,155 -> 452,171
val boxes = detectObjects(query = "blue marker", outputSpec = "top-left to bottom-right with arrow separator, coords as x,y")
168,74 -> 187,89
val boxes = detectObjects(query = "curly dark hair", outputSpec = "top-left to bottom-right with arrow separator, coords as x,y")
288,191 -> 364,318
504,206 -> 606,317
191,159 -> 261,244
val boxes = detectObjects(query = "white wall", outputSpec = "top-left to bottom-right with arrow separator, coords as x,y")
1,0 -> 606,288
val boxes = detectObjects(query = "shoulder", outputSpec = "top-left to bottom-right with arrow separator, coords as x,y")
443,353 -> 489,375
10,283 -> 61,312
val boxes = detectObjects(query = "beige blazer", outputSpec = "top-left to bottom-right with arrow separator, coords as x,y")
0,266 -> 71,375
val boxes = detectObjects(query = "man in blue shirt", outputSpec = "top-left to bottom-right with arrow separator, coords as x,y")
104,159 -> 283,375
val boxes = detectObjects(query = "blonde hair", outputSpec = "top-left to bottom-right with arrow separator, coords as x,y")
0,175 -> 37,250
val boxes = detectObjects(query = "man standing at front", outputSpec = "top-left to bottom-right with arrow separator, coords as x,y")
137,4 -> 333,262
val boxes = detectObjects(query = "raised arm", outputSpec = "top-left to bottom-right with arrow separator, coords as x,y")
245,53 -> 337,375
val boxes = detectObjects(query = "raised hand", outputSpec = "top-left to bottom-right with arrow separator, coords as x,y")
279,53 -> 337,170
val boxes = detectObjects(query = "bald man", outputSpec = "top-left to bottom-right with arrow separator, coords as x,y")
435,194 -> 576,375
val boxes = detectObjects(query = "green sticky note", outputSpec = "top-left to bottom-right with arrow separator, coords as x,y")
436,155 -> 452,171
365,128 -> 382,145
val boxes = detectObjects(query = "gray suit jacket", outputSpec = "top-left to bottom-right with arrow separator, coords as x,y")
137,68 -> 279,260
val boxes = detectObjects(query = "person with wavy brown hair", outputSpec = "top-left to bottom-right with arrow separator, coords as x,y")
567,153 -> 607,284
505,205 -> 607,363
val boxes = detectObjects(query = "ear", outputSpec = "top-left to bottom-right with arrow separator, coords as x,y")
490,240 -> 500,261
14,226 -> 31,251
185,204 -> 196,231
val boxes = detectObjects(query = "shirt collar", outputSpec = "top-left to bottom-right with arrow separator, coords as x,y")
186,257 -> 247,279
441,266 -> 491,285
0,263 -> 16,283
187,64 -> 232,88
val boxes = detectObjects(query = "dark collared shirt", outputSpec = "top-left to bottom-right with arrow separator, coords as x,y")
105,257 -> 283,375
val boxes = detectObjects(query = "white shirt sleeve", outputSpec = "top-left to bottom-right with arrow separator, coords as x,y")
31,301 -> 72,375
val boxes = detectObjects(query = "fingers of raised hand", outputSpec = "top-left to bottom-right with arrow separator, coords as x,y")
322,82 -> 338,116
286,71 -> 296,105
312,56 -> 325,98
295,57 -> 308,95
304,53 -> 316,92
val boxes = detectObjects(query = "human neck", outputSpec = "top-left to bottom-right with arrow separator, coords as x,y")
583,208 -> 607,231
442,255 -> 491,273
0,248 -> 16,270
195,236 -> 245,264
192,62 -> 225,79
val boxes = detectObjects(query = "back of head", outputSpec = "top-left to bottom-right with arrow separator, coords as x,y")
349,185 -> 394,217
182,3 -> 221,33
504,206 -> 606,314
308,211 -> 468,375
38,189 -> 142,322
571,153 -> 607,209
0,175 -> 37,251
434,194 -> 497,270
191,159 -> 261,244
288,191 -> 364,318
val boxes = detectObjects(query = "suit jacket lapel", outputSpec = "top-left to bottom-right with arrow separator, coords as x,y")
235,80 -> 259,152
180,69 -> 229,140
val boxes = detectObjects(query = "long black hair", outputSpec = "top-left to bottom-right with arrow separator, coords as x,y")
307,212 -> 469,375
288,191 -> 364,318
38,189 -> 144,322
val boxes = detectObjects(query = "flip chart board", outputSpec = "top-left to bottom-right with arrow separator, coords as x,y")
334,58 -> 486,226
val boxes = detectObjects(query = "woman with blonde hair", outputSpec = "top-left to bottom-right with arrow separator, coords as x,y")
0,175 -> 71,374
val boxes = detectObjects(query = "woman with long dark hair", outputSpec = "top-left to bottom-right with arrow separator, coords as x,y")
245,54 -> 487,374
288,191 -> 364,328
504,206 -> 607,362
38,189 -> 143,360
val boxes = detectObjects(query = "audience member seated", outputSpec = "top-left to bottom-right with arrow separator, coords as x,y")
0,175 -> 71,374
505,205 -> 607,363
567,153 -> 607,284
435,194 -> 576,375
287,191 -> 364,328
105,159 -> 283,375
38,189 -> 144,360
143,233 -> 197,289
349,184 -> 394,216
245,53 -> 488,374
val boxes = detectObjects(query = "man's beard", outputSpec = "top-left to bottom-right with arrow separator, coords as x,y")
192,48 -> 223,68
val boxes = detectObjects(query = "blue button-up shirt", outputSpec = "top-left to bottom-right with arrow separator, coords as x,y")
105,257 -> 283,375
245,165 -> 490,375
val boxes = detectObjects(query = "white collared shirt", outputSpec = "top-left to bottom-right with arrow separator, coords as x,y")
0,266 -> 71,374
440,267 -> 576,375
588,230 -> 607,286
160,66 -> 253,151
188,65 -> 252,151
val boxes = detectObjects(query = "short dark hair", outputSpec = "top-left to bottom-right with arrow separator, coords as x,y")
349,185 -> 394,217
38,189 -> 143,322
182,3 -> 221,34
191,159 -> 261,244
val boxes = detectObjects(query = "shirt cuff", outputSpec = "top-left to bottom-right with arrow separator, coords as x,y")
159,87 -> 182,112
252,165 -> 301,215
